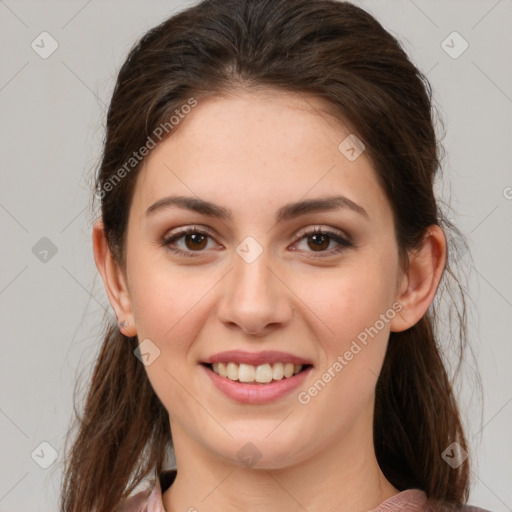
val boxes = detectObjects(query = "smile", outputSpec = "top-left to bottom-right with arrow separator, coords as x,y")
208,361 -> 306,384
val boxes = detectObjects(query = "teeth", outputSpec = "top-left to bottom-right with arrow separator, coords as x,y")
210,361 -> 304,384
227,362 -> 238,380
238,363 -> 255,383
217,362 -> 227,378
272,362 -> 284,380
283,363 -> 294,378
255,363 -> 273,383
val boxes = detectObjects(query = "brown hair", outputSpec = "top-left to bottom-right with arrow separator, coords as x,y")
61,0 -> 480,510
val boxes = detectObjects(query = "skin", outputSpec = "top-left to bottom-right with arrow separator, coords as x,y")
93,89 -> 446,512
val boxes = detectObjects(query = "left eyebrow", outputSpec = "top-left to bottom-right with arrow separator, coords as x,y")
145,194 -> 369,221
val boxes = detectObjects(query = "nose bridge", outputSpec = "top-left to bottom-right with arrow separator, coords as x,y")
233,245 -> 272,300
218,237 -> 288,334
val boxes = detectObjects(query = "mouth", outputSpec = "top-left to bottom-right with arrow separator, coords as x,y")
201,361 -> 313,385
199,350 -> 314,403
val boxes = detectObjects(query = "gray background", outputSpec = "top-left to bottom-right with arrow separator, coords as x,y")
0,0 -> 511,510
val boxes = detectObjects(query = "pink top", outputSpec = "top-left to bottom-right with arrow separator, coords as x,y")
117,470 -> 491,512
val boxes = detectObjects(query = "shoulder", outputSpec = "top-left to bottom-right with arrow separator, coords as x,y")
373,489 -> 428,511
115,480 -> 162,512
115,469 -> 176,512
373,489 -> 494,512
116,487 -> 153,512
430,505 -> 494,512
425,496 -> 494,512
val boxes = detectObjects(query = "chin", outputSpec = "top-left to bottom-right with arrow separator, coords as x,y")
211,434 -> 310,471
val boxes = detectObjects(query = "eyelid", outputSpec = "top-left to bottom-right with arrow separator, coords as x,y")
293,225 -> 350,242
163,224 -> 215,239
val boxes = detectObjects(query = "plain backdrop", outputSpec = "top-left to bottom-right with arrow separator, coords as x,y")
0,1 -> 511,510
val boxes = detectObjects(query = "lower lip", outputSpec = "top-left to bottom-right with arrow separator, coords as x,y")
201,364 -> 313,405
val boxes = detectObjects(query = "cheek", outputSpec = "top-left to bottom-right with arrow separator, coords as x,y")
292,253 -> 398,406
127,259 -> 213,413
298,257 -> 398,346
295,273 -> 394,425
127,246 -> 207,343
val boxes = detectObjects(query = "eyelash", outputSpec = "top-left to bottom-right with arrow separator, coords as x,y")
161,225 -> 353,259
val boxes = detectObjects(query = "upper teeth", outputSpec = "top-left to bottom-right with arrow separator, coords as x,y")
211,362 -> 303,383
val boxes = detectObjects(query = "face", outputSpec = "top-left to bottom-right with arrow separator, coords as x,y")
121,90 -> 404,469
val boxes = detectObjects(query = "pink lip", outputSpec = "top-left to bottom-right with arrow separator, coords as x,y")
201,364 -> 313,404
202,350 -> 313,366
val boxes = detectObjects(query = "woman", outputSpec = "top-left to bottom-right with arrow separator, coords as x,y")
60,0 -> 491,510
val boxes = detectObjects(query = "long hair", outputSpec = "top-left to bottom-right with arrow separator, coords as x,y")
60,1 -> 479,510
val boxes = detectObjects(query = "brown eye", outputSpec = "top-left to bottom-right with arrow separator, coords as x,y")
307,232 -> 331,251
162,225 -> 352,259
294,227 -> 353,257
183,232 -> 208,250
162,226 -> 217,257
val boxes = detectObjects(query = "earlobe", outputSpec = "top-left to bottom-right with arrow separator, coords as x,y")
390,225 -> 447,333
92,220 -> 137,337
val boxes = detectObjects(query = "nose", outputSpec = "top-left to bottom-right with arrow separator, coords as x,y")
216,248 -> 292,337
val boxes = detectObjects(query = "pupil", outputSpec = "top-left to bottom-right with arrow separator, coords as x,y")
310,234 -> 328,251
187,233 -> 207,250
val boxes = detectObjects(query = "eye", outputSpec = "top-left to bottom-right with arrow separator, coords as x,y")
161,225 -> 218,257
161,225 -> 352,258
292,226 -> 353,258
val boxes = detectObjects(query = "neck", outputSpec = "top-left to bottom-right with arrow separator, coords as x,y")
163,406 -> 398,512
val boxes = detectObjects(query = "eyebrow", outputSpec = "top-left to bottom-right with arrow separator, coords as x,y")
145,194 -> 369,222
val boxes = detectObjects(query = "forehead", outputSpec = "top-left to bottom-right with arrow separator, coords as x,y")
130,89 -> 392,227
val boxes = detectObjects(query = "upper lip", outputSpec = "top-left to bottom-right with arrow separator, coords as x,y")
201,350 -> 313,367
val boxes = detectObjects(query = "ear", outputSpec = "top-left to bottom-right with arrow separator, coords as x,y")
92,220 -> 137,337
390,225 -> 447,332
